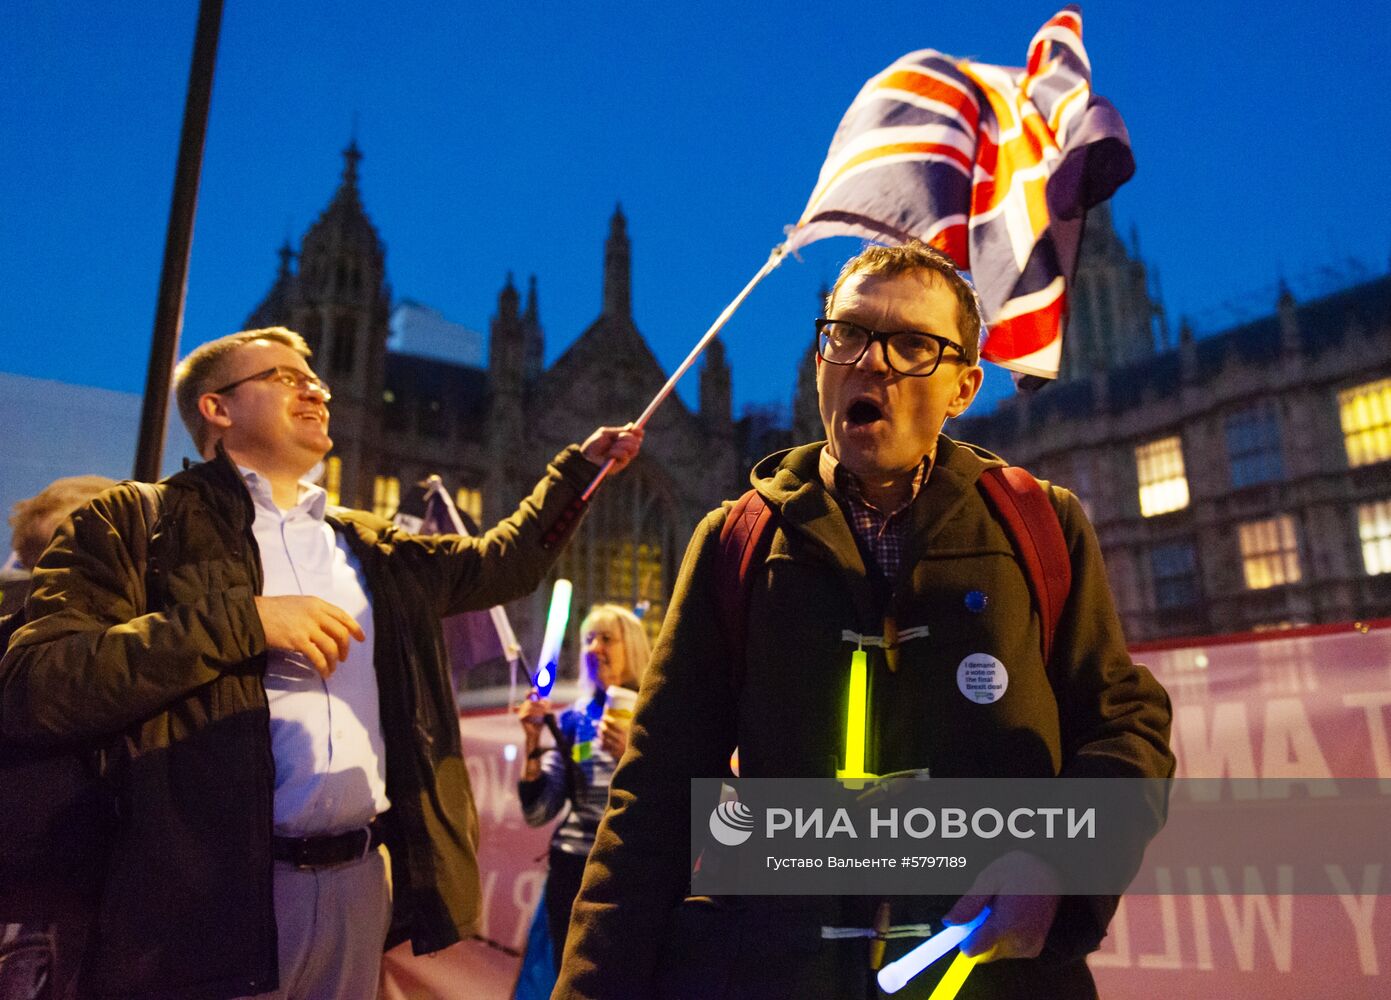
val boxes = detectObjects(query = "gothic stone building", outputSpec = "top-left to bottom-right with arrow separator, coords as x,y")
955,219 -> 1391,643
244,144 -> 738,670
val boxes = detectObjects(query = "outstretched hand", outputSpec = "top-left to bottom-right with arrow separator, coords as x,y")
943,850 -> 1061,960
254,595 -> 366,679
580,424 -> 644,473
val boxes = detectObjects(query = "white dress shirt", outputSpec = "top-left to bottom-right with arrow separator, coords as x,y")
241,468 -> 390,836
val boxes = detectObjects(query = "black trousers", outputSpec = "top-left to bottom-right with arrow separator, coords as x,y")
544,847 -> 590,973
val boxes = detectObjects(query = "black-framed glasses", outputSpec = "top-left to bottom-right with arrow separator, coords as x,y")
815,319 -> 968,378
212,366 -> 332,401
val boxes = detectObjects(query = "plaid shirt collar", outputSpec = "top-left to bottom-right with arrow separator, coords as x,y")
818,446 -> 932,580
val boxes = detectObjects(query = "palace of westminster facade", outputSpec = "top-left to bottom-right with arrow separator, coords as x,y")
244,143 -> 1391,665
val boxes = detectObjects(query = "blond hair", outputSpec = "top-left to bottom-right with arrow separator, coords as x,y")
579,603 -> 651,691
173,327 -> 312,453
828,241 -> 983,364
9,475 -> 117,568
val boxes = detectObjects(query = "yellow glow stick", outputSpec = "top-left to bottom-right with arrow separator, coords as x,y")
926,948 -> 983,1000
836,649 -> 869,779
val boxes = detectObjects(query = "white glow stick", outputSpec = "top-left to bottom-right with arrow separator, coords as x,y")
876,906 -> 991,994
533,578 -> 573,697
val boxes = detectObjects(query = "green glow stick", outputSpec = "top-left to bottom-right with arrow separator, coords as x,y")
836,649 -> 870,780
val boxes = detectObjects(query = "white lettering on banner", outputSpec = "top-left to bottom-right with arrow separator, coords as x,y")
511,871 -> 545,951
1089,895 -> 1131,967
1174,703 -> 1258,787
1068,808 -> 1096,839
474,869 -> 498,942
1260,698 -> 1334,795
1210,866 -> 1295,972
1342,692 -> 1391,782
871,809 -> 898,838
465,751 -> 519,829
1137,869 -> 1182,970
1186,867 -> 1215,970
1326,864 -> 1382,975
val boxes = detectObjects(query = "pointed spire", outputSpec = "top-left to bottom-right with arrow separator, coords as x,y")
341,138 -> 363,188
1278,278 -> 1300,353
523,274 -> 544,382
498,271 -> 520,320
524,274 -> 539,325
276,239 -> 295,278
603,203 -> 631,319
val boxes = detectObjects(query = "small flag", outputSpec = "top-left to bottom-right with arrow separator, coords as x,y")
784,6 -> 1133,380
399,478 -> 523,701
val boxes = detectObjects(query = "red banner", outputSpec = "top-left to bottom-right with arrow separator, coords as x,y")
384,622 -> 1391,996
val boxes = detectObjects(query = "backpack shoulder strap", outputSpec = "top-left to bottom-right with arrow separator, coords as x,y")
716,489 -> 774,695
978,466 -> 1071,668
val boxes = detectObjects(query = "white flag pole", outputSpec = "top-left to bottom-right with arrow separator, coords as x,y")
580,243 -> 789,502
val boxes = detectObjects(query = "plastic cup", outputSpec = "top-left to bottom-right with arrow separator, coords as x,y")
604,685 -> 638,724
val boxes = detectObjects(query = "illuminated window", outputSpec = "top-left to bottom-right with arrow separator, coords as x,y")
372,475 -> 400,519
1135,436 -> 1189,517
1339,378 -> 1391,467
324,456 -> 342,507
1225,403 -> 1283,488
1150,541 -> 1200,609
1238,515 -> 1301,590
1358,500 -> 1391,576
455,487 -> 483,526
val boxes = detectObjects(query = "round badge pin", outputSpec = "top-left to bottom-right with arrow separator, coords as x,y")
956,653 -> 1008,704
964,590 -> 988,613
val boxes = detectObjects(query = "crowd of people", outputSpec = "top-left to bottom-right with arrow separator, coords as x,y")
1,240 -> 1173,1000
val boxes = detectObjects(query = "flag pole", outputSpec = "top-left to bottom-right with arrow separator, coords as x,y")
580,243 -> 788,502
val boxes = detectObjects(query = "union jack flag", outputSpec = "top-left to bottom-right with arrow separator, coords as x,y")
785,6 -> 1133,379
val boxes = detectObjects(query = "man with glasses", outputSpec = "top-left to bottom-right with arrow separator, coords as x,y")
557,243 -> 1172,998
0,326 -> 643,999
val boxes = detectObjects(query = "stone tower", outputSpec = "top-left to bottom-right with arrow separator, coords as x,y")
1062,202 -> 1162,378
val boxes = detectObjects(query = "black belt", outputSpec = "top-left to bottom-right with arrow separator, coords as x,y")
272,820 -> 383,869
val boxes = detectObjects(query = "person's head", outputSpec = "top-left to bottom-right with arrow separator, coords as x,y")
9,475 -> 117,569
816,242 -> 984,483
578,604 -> 651,693
173,327 -> 332,476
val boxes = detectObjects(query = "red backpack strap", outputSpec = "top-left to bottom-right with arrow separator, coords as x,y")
978,466 -> 1071,668
716,489 -> 774,694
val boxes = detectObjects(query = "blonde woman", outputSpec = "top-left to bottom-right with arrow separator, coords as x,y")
516,603 -> 650,974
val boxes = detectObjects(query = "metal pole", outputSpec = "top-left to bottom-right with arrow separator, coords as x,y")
134,0 -> 224,481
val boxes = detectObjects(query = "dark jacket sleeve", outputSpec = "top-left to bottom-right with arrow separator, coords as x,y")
370,446 -> 599,619
0,485 -> 265,745
554,510 -> 738,999
1043,487 -> 1175,959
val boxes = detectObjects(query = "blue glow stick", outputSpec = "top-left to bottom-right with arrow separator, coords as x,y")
533,578 -> 572,698
876,906 -> 991,994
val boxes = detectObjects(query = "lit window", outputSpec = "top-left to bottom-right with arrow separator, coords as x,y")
1238,515 -> 1301,590
1358,499 -> 1391,576
456,487 -> 483,526
372,475 -> 400,519
1150,541 -> 1200,609
1225,403 -> 1283,488
1135,436 -> 1189,517
324,456 -> 342,507
1339,378 -> 1391,467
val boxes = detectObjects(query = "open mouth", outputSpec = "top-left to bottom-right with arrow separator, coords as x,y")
846,399 -> 884,426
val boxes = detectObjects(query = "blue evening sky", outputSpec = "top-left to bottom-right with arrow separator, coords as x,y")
2,1 -> 1387,423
